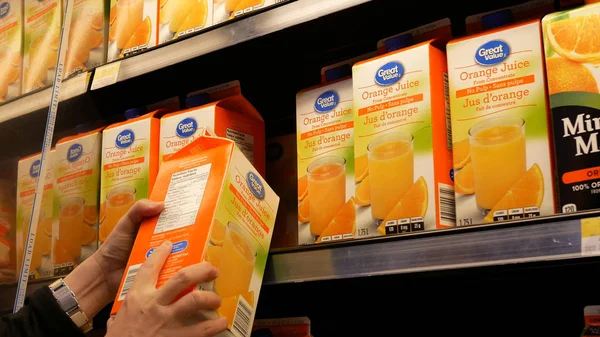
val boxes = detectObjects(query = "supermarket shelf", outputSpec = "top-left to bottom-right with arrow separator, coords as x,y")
91,0 -> 370,88
263,211 -> 600,285
0,72 -> 90,124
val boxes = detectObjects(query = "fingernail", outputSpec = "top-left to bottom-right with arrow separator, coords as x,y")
162,240 -> 172,249
213,267 -> 219,277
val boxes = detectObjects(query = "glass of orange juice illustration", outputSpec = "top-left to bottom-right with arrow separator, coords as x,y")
58,197 -> 85,261
368,132 -> 414,221
214,222 -> 256,298
469,116 -> 526,212
306,156 -> 346,236
114,0 -> 144,49
104,186 -> 136,235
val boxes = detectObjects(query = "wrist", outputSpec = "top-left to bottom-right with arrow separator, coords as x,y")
64,255 -> 112,319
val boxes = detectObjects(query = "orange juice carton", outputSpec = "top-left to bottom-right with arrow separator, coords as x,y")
252,317 -> 311,337
107,0 -> 158,61
64,0 -> 108,77
296,62 -> 358,245
23,0 -> 62,94
582,306 -> 600,337
53,128 -> 103,276
160,82 -> 265,175
266,134 -> 297,248
0,158 -> 17,282
376,18 -> 453,55
543,4 -> 600,213
158,0 -> 213,45
352,37 -> 454,237
448,18 -> 555,226
465,0 -> 554,34
213,0 -> 285,24
0,0 -> 23,102
100,108 -> 160,242
111,131 -> 280,337
16,151 -> 55,280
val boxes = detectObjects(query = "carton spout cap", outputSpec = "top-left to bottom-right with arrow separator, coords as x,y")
324,63 -> 352,81
385,33 -> 414,52
185,93 -> 210,108
124,107 -> 146,119
482,9 -> 514,30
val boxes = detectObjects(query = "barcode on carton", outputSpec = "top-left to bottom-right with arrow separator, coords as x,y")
232,295 -> 253,337
439,183 -> 456,226
118,263 -> 142,301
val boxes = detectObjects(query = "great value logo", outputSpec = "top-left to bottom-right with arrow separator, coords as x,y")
375,61 -> 404,86
29,159 -> 41,178
314,91 -> 339,113
67,144 -> 83,162
475,40 -> 510,66
176,118 -> 197,138
0,2 -> 10,18
247,171 -> 265,199
115,129 -> 135,149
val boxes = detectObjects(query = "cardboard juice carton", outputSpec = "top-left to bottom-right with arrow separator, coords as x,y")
64,0 -> 108,77
213,0 -> 284,24
107,0 -> 157,61
160,82 -> 265,175
352,35 -> 454,237
16,151 -> 55,280
158,0 -> 213,45
0,0 -> 23,102
0,158 -> 17,283
100,108 -> 160,242
376,18 -> 453,55
53,128 -> 102,276
447,17 -> 555,226
543,4 -> 600,213
111,132 -> 279,337
23,0 -> 62,94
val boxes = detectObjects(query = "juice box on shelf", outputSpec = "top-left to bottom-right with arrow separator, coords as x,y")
160,81 -> 265,175
0,0 -> 23,102
64,0 -> 108,77
16,151 -> 55,280
542,4 -> 600,213
213,0 -> 285,24
53,128 -> 103,276
111,131 -> 279,337
107,0 -> 158,61
0,158 -> 17,283
465,0 -> 554,34
158,0 -> 213,45
100,108 -> 161,243
23,0 -> 62,94
352,35 -> 454,237
447,16 -> 555,226
253,317 -> 311,337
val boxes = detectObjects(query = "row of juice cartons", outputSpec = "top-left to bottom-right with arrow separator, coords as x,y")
0,80 -> 268,283
293,0 -> 600,245
0,0 -> 286,102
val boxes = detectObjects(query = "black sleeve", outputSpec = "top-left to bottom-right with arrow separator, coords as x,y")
0,286 -> 85,337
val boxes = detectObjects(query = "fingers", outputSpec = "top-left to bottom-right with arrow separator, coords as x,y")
179,317 -> 228,337
117,199 -> 164,234
135,240 -> 172,289
155,262 -> 219,305
170,290 -> 222,317
106,317 -> 115,329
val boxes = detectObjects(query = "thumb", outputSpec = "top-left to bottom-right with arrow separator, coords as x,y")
117,199 -> 164,234
107,317 -> 115,329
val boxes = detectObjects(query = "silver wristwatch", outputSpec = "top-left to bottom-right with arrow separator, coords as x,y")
48,279 -> 93,333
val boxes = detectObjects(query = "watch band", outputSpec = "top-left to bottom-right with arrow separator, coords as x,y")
48,279 -> 93,333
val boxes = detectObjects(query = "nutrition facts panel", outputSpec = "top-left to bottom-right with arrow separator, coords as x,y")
226,128 -> 255,164
154,163 -> 212,234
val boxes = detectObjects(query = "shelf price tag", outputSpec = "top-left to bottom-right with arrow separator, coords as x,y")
581,217 -> 600,256
91,61 -> 121,90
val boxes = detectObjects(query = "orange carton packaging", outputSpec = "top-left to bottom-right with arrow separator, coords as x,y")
158,0 -> 213,45
107,0 -> 158,61
160,81 -> 265,176
53,128 -> 103,276
0,158 -> 17,283
111,131 -> 279,337
0,0 -> 23,101
376,18 -> 453,54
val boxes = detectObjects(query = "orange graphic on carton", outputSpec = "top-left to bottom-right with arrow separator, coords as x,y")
0,0 -> 23,102
111,131 -> 279,337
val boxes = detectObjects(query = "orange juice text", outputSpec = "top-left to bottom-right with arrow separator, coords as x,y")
213,0 -> 284,24
160,84 -> 265,175
158,0 -> 213,44
353,36 -> 454,237
64,0 -> 107,77
53,128 -> 102,276
0,0 -> 23,102
100,109 -> 160,242
111,131 -> 279,337
16,151 -> 55,280
108,0 -> 157,60
23,0 -> 61,93
296,65 -> 356,245
448,18 -> 555,225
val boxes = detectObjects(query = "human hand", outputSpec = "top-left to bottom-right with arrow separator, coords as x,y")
106,241 -> 228,337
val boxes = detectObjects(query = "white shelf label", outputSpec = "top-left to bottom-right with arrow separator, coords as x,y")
91,61 -> 121,90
